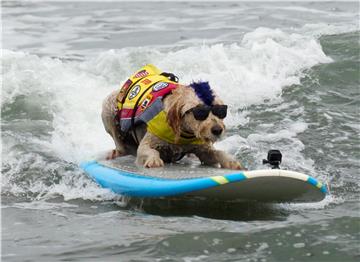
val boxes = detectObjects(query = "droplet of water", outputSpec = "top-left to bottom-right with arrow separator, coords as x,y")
227,248 -> 236,253
293,243 -> 305,248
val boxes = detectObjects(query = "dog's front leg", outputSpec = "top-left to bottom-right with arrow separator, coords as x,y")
136,133 -> 164,168
215,150 -> 244,170
101,100 -> 127,160
194,145 -> 244,170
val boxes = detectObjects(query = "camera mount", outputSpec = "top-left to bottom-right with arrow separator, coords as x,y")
263,150 -> 282,169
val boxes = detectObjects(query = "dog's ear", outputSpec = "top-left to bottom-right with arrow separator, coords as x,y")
166,98 -> 182,142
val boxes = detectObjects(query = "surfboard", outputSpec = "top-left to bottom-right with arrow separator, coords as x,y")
80,156 -> 328,202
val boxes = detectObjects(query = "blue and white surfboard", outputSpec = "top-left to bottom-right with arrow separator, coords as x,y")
80,156 -> 327,202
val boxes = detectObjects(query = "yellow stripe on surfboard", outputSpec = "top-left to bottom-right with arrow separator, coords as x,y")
211,176 -> 229,185
316,181 -> 323,189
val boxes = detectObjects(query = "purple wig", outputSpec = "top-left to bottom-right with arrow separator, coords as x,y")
189,81 -> 215,106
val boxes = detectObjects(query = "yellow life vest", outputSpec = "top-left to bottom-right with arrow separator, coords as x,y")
116,64 -> 203,145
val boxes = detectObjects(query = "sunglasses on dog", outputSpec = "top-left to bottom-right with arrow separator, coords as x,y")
186,104 -> 228,121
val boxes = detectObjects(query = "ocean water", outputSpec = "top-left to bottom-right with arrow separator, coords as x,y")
1,1 -> 359,261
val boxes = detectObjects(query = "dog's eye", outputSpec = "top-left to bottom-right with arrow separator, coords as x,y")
212,105 -> 228,119
190,106 -> 211,121
185,105 -> 227,121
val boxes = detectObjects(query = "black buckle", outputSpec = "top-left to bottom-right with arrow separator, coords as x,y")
161,72 -> 179,83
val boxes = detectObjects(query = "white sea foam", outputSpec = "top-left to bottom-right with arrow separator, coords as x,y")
215,135 -> 249,156
11,201 -> 79,210
216,120 -> 314,173
300,23 -> 359,38
278,194 -> 339,211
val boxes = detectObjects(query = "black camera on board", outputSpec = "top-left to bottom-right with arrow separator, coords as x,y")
263,150 -> 282,169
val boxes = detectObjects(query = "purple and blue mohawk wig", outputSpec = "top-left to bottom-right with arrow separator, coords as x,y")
189,81 -> 215,106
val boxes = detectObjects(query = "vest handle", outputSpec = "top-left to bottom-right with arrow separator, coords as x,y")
160,72 -> 179,83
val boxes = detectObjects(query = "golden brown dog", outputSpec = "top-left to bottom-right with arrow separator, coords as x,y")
101,67 -> 243,170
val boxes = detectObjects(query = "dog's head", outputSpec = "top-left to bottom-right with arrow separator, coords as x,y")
164,82 -> 227,144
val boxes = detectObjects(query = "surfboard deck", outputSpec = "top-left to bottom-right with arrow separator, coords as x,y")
80,156 -> 328,202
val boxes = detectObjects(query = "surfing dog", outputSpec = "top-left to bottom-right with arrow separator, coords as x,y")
101,64 -> 243,170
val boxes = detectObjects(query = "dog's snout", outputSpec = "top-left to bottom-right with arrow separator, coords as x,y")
211,125 -> 223,136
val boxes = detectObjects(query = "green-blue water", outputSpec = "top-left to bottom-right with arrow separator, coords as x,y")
2,2 -> 359,261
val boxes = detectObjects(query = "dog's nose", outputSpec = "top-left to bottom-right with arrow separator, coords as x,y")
211,125 -> 223,136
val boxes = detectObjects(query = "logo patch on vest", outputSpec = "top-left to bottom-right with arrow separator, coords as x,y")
121,79 -> 132,90
134,70 -> 149,78
128,85 -> 141,100
152,82 -> 169,92
141,78 -> 152,85
141,94 -> 153,110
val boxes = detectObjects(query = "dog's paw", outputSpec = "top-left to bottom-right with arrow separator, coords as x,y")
221,160 -> 244,170
144,156 -> 164,168
106,149 -> 124,160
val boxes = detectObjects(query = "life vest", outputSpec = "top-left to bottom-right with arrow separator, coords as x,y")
116,64 -> 203,145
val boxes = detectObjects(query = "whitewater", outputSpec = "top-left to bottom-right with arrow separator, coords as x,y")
2,1 -> 359,261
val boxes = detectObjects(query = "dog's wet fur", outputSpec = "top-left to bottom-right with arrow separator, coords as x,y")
101,84 -> 243,170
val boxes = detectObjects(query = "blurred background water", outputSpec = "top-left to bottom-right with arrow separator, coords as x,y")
1,1 -> 359,261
